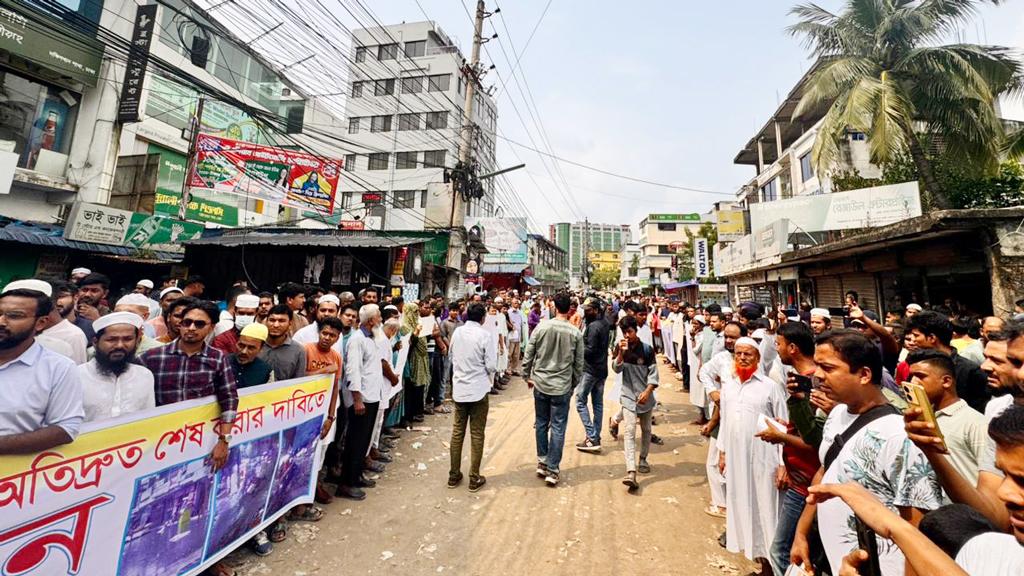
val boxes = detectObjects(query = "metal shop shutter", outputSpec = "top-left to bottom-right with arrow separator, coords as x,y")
842,274 -> 877,311
814,276 -> 843,308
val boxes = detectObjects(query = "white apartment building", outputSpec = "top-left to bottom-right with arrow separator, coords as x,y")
636,213 -> 707,289
339,21 -> 499,231
732,61 -> 881,207
618,242 -> 641,292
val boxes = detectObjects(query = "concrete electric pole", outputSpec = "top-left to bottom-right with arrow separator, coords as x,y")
449,0 -> 487,229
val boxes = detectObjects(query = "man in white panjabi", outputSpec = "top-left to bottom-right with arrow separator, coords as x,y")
77,312 -> 155,422
716,337 -> 787,576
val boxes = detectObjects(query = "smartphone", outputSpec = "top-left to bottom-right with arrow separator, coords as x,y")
901,381 -> 946,451
791,373 -> 813,394
854,515 -> 883,576
784,565 -> 812,576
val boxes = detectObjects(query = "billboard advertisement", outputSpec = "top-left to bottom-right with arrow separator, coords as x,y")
716,210 -> 746,241
693,237 -> 710,278
64,201 -> 203,253
749,181 -> 921,233
465,216 -> 529,265
0,375 -> 332,576
190,134 -> 340,214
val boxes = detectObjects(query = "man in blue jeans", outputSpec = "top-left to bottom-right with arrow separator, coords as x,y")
576,297 -> 609,453
523,292 -> 584,486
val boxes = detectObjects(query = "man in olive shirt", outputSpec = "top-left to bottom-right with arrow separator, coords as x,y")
522,292 -> 584,486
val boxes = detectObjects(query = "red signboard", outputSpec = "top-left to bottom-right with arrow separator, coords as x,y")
361,192 -> 383,204
338,220 -> 365,231
190,133 -> 341,214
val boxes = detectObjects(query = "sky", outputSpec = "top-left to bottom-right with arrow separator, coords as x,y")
210,0 -> 1024,235
357,0 -> 1024,235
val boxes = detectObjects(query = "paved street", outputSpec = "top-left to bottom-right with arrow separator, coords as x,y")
229,358 -> 755,576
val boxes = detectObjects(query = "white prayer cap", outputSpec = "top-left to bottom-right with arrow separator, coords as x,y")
494,296 -> 504,304
735,336 -> 759,351
693,315 -> 706,324
721,306 -> 733,314
71,267 -> 91,276
159,287 -> 183,300
318,294 -> 340,306
383,304 -> 399,312
906,303 -> 922,312
3,279 -> 52,297
788,315 -> 801,322
235,294 -> 260,308
751,328 -> 767,340
136,279 -> 154,289
93,311 -> 143,332
810,308 -> 831,319
116,293 -> 152,308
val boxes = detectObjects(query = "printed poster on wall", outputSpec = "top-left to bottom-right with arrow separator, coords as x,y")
0,375 -> 332,576
190,134 -> 340,214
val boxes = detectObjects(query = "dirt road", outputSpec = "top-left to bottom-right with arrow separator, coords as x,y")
230,358 -> 756,576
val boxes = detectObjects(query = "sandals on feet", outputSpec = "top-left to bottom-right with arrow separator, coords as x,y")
287,505 -> 324,522
269,520 -> 288,543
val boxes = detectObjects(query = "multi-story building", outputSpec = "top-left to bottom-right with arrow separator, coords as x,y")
550,221 -> 631,289
618,242 -> 641,292
587,251 -> 620,272
732,61 -> 880,208
527,233 -> 568,294
338,21 -> 499,231
636,213 -> 707,289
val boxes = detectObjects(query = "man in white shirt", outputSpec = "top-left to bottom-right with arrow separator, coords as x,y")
507,298 -> 524,376
447,302 -> 497,492
0,281 -> 84,453
792,330 -> 942,576
293,294 -> 341,352
338,304 -> 384,501
41,281 -> 88,364
79,312 -> 155,422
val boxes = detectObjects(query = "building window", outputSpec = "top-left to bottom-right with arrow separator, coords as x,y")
370,115 -> 392,132
396,151 -> 418,169
374,79 -> 395,96
427,74 -> 450,92
348,117 -> 360,134
378,44 -> 398,60
849,132 -> 866,141
344,154 -> 357,172
355,46 -> 367,63
657,223 -> 676,231
800,152 -> 813,182
401,76 -> 423,94
657,245 -> 675,255
404,40 -> 426,58
425,111 -> 448,130
368,153 -> 389,170
398,114 -> 420,131
423,149 -> 446,168
393,190 -> 417,208
351,81 -> 363,98
761,178 -> 778,202
420,189 -> 428,208
341,191 -> 354,207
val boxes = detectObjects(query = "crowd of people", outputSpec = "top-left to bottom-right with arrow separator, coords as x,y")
4,266 -> 1024,575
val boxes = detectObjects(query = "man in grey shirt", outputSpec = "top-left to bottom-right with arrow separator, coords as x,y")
522,292 -> 584,486
258,304 -> 307,381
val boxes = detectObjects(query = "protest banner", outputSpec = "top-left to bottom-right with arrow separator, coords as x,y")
189,133 -> 341,214
0,374 -> 333,576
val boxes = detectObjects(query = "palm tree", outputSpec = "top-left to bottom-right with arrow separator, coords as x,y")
789,0 -> 1023,209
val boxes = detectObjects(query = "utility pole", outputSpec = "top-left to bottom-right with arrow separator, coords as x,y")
450,0 -> 486,229
179,95 -> 206,221
582,218 -> 590,287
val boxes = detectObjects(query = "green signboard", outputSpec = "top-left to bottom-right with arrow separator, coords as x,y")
648,213 -> 701,222
0,0 -> 104,87
126,212 -> 204,251
146,76 -> 275,144
149,144 -> 239,226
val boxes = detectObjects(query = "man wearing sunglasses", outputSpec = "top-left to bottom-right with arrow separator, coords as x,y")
140,300 -> 238,472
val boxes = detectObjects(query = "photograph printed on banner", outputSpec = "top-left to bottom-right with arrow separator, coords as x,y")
118,458 -> 214,576
206,434 -> 281,556
265,417 -> 322,518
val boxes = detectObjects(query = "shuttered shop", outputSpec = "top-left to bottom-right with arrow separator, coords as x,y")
814,276 -> 843,308
841,274 -> 877,310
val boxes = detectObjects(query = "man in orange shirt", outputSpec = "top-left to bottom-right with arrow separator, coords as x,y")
302,315 -> 344,507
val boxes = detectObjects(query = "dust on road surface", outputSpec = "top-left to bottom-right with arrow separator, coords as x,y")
228,358 -> 757,576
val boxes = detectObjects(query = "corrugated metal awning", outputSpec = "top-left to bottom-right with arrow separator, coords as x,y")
184,228 -> 428,249
0,220 -> 182,262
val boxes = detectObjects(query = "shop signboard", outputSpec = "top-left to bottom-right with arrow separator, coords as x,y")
65,201 -> 203,253
145,76 -> 273,144
190,134 -> 340,214
647,213 -> 701,222
0,0 -> 103,87
0,374 -> 332,576
464,217 -> 528,265
150,145 -> 238,226
116,4 -> 157,123
716,210 -> 746,241
749,181 -> 921,233
693,237 -> 710,278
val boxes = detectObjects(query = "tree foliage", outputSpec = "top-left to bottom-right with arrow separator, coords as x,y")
589,268 -> 621,291
789,0 -> 1024,209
